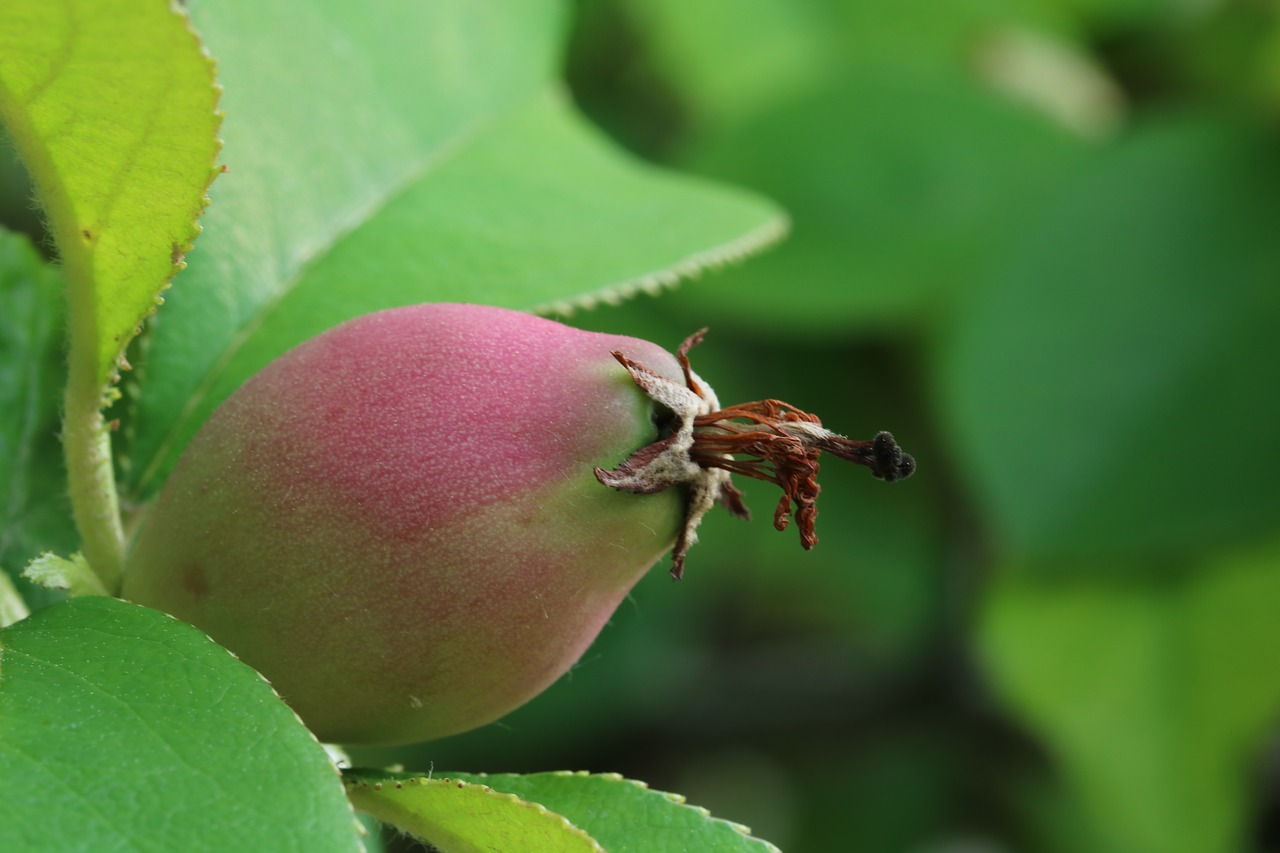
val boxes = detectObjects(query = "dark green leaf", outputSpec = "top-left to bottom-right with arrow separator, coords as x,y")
663,69 -> 1083,335
0,229 -> 75,592
0,597 -> 360,851
936,117 -> 1280,561
620,0 -> 845,129
624,0 -> 1079,129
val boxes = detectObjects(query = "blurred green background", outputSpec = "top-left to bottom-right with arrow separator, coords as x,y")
353,1 -> 1280,851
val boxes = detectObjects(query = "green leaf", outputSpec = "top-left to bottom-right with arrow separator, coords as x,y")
620,0 -> 846,129
123,0 -> 785,501
450,771 -> 782,853
0,597 -> 361,851
1056,0 -> 1183,30
658,73 -> 1082,335
0,229 -> 73,576
0,0 -> 222,392
935,117 -> 1280,561
0,0 -> 223,589
622,0 -> 1079,130
979,540 -> 1280,853
344,770 -> 603,853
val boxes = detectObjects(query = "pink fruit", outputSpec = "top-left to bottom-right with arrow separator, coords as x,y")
123,303 -> 912,745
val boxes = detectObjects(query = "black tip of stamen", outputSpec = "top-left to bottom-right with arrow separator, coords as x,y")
869,431 -> 915,482
894,452 -> 916,481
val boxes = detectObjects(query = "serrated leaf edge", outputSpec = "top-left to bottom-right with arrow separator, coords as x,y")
453,769 -> 784,853
125,84 -> 525,503
147,606 -> 369,853
106,3 -> 226,396
531,215 -> 790,317
343,772 -> 606,852
0,600 -> 366,851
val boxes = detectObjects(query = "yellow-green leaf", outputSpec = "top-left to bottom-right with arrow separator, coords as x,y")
981,540 -> 1280,852
452,771 -> 782,853
0,0 -> 223,589
0,0 -> 222,392
349,768 -> 781,853
345,770 -> 603,853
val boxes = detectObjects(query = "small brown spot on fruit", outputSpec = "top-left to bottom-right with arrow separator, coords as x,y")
182,563 -> 210,600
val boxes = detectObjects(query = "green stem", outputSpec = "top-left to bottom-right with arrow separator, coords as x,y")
0,79 -> 127,596
53,191 -> 126,596
63,322 -> 125,594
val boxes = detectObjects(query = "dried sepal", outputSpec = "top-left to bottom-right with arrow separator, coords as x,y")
596,331 -> 915,579
593,336 -> 731,580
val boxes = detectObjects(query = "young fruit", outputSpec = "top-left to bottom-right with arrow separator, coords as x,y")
122,303 -> 912,745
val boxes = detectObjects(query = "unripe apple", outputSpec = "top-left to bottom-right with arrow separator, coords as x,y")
123,303 -> 912,745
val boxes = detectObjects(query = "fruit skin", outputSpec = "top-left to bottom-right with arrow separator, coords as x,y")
122,303 -> 685,745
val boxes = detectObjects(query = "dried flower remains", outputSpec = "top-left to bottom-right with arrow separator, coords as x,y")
595,329 -> 915,579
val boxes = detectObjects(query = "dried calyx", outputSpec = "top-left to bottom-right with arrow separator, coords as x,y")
595,330 -> 916,579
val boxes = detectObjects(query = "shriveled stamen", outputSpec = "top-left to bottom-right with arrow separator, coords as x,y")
594,330 -> 915,578
688,401 -> 914,550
